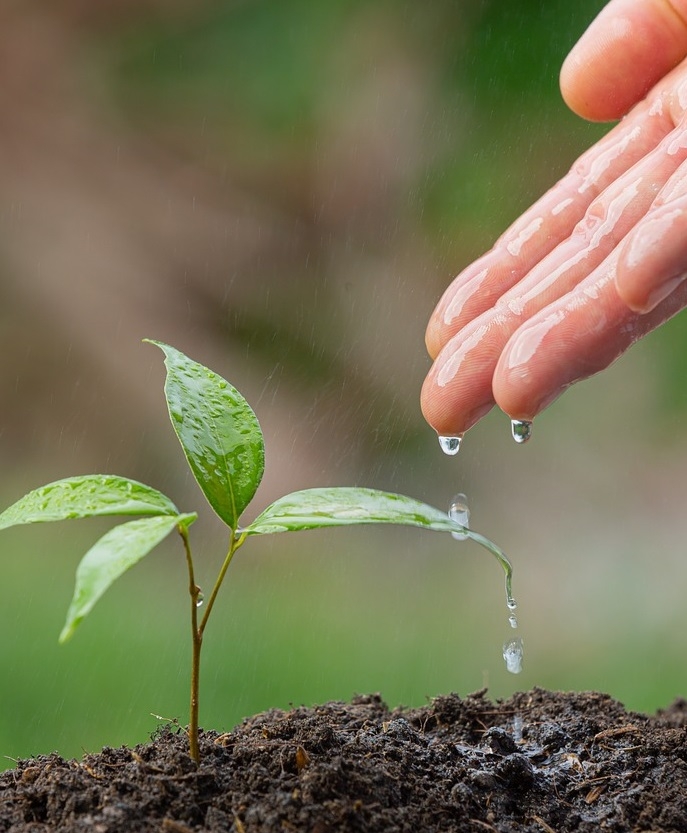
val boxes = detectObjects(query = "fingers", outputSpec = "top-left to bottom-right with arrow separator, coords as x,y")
422,112 -> 687,436
616,178 -> 687,311
560,0 -> 687,121
424,13 -> 687,439
425,96 -> 670,362
492,259 -> 687,420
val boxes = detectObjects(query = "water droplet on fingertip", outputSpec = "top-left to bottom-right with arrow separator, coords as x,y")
511,419 -> 532,444
448,493 -> 470,541
503,637 -> 524,674
438,434 -> 463,456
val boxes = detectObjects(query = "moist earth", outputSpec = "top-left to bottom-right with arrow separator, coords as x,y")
2,688 -> 687,832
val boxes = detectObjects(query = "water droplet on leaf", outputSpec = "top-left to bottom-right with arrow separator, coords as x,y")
448,493 -> 470,541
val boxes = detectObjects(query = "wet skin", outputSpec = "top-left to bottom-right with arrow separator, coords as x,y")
422,0 -> 687,436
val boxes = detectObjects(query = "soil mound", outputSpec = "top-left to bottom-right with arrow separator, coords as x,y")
2,688 -> 687,832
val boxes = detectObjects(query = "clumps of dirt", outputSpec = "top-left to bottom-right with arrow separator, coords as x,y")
2,688 -> 687,832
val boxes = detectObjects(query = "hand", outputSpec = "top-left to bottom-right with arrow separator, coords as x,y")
422,0 -> 687,438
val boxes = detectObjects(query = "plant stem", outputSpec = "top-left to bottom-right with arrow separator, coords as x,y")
180,525 -> 202,765
199,529 -> 246,636
182,527 -> 247,765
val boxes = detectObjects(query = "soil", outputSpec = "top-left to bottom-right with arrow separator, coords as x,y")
2,689 -> 687,832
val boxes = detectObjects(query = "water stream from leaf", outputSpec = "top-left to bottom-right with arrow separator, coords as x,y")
448,493 -> 523,675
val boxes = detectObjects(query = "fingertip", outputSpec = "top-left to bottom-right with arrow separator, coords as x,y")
491,312 -> 569,422
420,371 -> 461,437
421,356 -> 495,437
560,0 -> 687,122
560,19 -> 645,121
559,51 -> 600,121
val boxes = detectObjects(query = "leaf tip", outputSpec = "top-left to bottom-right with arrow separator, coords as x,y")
143,338 -> 164,350
58,621 -> 78,644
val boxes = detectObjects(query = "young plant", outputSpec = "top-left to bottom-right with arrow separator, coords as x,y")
0,341 -> 513,764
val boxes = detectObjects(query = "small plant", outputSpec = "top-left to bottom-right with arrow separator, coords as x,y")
0,341 -> 512,764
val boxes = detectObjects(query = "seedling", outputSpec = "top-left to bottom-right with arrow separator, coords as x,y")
0,341 -> 513,763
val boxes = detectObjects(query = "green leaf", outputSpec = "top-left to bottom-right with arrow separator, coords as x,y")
147,340 -> 265,530
243,487 -> 471,535
244,487 -> 513,599
0,475 -> 179,531
59,513 -> 197,643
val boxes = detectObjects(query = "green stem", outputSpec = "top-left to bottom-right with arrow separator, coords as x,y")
182,528 -> 248,765
198,529 -> 247,636
180,525 -> 202,765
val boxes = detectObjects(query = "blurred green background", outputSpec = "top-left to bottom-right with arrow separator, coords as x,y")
3,0 -> 687,770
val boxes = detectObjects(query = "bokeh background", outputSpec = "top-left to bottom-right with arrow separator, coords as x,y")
3,0 -> 687,769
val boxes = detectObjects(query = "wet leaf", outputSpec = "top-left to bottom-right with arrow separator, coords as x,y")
244,487 -> 513,592
244,487 -> 473,535
147,340 -> 264,530
59,513 -> 197,643
0,475 -> 179,531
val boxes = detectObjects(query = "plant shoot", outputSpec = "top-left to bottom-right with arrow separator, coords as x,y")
0,341 -> 514,763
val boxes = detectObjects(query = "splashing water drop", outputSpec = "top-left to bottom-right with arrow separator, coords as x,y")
438,434 -> 463,456
448,493 -> 470,541
513,715 -> 523,743
511,420 -> 532,444
503,637 -> 524,674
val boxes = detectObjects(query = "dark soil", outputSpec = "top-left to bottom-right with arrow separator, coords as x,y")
2,688 -> 687,832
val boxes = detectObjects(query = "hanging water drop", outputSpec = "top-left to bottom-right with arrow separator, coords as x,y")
196,590 -> 204,608
448,493 -> 470,541
503,636 -> 524,674
438,434 -> 463,456
511,419 -> 532,444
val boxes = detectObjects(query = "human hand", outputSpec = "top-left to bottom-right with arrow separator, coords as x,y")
422,0 -> 687,442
